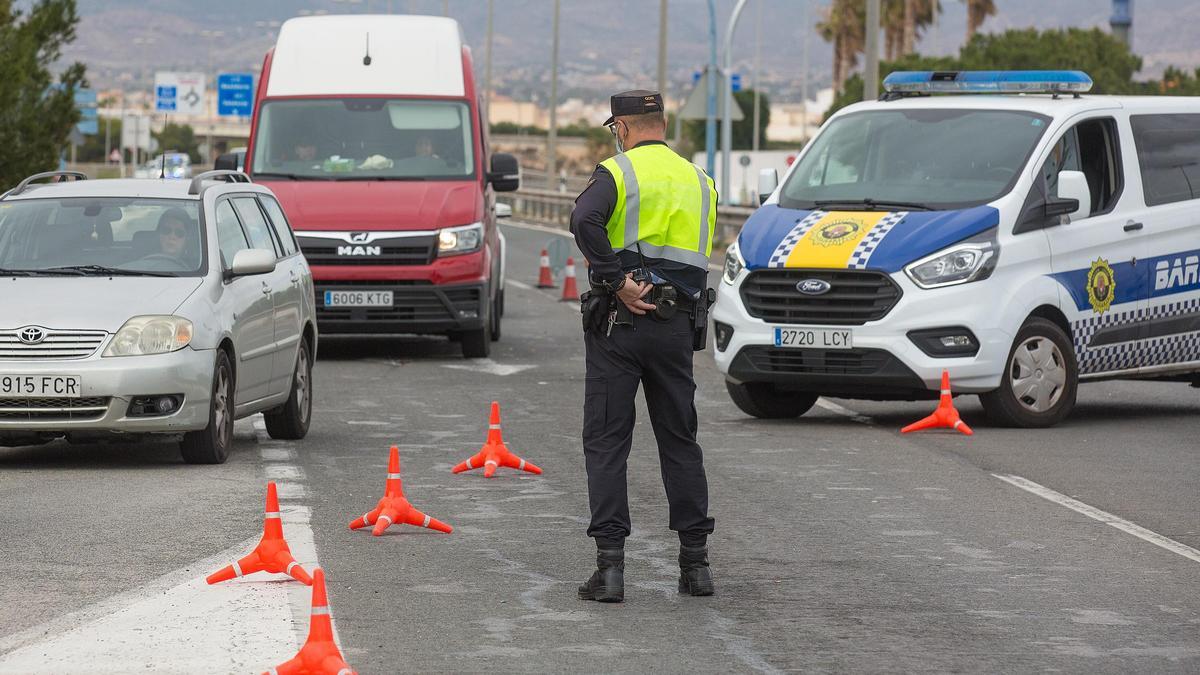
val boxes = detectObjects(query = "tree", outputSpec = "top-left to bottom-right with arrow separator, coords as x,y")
963,0 -> 997,43
683,89 -> 770,154
817,0 -> 865,95
153,122 -> 201,164
0,0 -> 86,189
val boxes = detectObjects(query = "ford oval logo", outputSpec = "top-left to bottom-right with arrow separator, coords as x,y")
17,326 -> 47,345
796,279 -> 832,296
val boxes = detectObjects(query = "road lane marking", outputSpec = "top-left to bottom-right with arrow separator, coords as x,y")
815,398 -> 872,424
443,358 -> 536,376
993,473 -> 1200,565
507,279 -> 534,290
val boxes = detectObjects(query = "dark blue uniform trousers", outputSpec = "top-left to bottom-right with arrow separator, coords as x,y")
582,310 -> 715,549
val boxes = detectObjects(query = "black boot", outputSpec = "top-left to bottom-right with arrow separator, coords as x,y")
678,545 -> 715,596
578,548 -> 624,603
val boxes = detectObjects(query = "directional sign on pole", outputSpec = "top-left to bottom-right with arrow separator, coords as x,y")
217,73 -> 255,117
731,73 -> 742,93
73,88 -> 98,135
678,69 -> 745,121
155,71 -> 206,115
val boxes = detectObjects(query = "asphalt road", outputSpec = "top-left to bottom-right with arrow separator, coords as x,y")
0,220 -> 1198,673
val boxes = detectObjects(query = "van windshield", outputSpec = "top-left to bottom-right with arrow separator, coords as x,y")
0,198 -> 205,276
251,99 -> 476,181
780,108 -> 1051,211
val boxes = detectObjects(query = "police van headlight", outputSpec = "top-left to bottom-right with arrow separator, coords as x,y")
104,316 -> 193,357
438,222 -> 484,256
904,231 -> 998,289
722,240 -> 745,286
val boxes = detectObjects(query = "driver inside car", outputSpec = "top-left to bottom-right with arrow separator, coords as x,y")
134,207 -> 199,270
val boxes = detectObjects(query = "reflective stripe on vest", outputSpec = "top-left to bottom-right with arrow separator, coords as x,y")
600,144 -> 717,269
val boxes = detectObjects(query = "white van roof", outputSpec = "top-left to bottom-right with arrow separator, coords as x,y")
267,15 -> 466,98
841,94 -> 1200,122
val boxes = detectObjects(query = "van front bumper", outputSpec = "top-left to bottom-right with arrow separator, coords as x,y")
0,347 -> 214,440
313,282 -> 487,335
712,270 -> 1015,398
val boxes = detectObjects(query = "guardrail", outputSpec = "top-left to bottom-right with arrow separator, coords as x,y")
500,188 -> 755,248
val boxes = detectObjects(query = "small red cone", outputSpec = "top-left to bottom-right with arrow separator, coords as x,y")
901,370 -> 974,436
207,482 -> 312,586
560,256 -> 580,301
536,248 -> 556,288
451,401 -> 542,478
349,446 -> 453,536
261,568 -> 356,675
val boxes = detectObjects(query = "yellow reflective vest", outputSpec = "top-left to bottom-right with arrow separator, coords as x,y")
599,143 -> 717,269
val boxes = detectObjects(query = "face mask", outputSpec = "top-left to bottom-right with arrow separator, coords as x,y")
610,122 -> 625,153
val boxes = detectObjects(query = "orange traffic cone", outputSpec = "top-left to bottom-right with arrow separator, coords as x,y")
349,445 -> 453,536
207,481 -> 312,586
451,401 -> 543,478
901,370 -> 974,436
561,257 -> 580,301
536,248 -> 556,288
261,567 -> 356,675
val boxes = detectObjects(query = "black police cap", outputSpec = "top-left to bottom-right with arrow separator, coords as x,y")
603,90 -> 664,127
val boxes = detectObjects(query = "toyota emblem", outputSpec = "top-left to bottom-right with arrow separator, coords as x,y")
796,279 -> 832,296
17,326 -> 47,345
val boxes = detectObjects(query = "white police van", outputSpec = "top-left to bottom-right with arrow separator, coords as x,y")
714,71 -> 1200,427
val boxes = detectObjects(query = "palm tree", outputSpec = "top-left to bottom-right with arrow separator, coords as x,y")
817,0 -> 865,95
963,0 -> 996,43
883,0 -> 942,59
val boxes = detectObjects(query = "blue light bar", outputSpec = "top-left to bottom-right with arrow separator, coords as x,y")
883,70 -> 1094,94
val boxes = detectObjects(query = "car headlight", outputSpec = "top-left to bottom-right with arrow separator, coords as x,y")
438,222 -> 484,256
904,231 -> 998,289
103,316 -> 193,357
722,240 -> 745,285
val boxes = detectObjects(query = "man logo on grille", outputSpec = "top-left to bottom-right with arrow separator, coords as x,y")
17,326 -> 46,345
348,232 -> 370,244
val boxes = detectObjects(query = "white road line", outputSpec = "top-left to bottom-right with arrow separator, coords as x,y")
815,398 -> 873,424
506,279 -> 534,290
993,473 -> 1200,565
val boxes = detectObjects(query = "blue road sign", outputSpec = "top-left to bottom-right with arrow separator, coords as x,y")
156,85 -> 178,112
74,88 -> 98,135
731,73 -> 742,93
217,73 -> 255,117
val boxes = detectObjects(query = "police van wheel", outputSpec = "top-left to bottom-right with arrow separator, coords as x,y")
725,380 -> 818,419
980,317 -> 1078,428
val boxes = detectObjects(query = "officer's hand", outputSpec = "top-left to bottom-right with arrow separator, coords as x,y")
617,272 -> 656,315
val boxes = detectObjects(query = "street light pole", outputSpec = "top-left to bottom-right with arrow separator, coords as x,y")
657,0 -> 668,97
484,0 -> 493,117
864,0 -> 881,102
547,0 -> 560,187
721,0 -> 749,205
704,0 -> 717,178
751,0 -> 761,153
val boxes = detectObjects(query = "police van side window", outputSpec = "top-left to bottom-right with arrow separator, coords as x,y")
1041,117 -> 1123,218
214,200 -> 250,268
258,196 -> 298,257
1130,113 -> 1200,207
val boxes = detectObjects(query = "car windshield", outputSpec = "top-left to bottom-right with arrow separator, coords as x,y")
251,98 -> 476,180
0,197 -> 205,276
779,108 -> 1051,210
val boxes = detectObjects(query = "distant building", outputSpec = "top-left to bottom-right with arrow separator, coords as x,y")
765,88 -> 834,143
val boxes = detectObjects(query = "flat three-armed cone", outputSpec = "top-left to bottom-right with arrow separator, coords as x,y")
901,370 -> 974,436
348,445 -> 453,536
451,401 -> 543,478
206,481 -> 313,586
261,568 -> 356,675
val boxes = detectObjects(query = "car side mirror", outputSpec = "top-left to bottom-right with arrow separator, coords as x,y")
214,153 -> 239,171
489,153 -> 520,192
757,168 -> 778,205
1055,170 -> 1091,222
228,249 -> 276,278
495,202 -> 512,219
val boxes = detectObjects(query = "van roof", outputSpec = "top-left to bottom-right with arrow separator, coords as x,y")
842,94 -> 1200,120
267,15 -> 466,99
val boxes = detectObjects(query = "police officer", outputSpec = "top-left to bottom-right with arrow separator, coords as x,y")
570,90 -> 717,603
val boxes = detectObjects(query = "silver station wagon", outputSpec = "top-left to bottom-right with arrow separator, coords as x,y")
0,171 -> 317,463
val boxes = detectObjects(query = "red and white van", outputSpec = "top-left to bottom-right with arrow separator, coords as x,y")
226,15 -> 519,357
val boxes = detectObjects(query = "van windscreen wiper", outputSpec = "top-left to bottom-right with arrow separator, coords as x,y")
253,172 -> 333,181
813,198 -> 932,211
0,268 -> 36,276
43,265 -> 174,277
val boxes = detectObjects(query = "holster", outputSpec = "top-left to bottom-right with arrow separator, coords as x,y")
691,288 -> 717,351
580,288 -> 611,334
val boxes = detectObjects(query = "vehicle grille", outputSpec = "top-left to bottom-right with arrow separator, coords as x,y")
0,397 -> 110,421
298,235 -> 435,266
739,269 -> 901,325
0,329 -> 108,360
739,346 -> 892,376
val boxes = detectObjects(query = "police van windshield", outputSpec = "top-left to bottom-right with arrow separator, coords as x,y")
251,99 -> 476,181
0,198 -> 204,276
780,108 -> 1051,211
